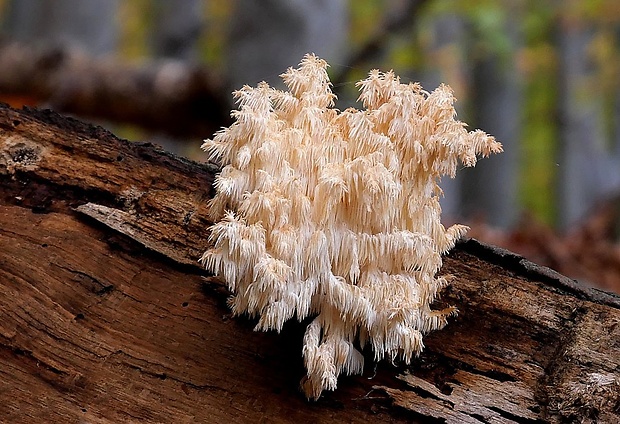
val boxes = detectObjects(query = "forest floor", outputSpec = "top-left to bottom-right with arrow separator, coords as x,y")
468,201 -> 620,295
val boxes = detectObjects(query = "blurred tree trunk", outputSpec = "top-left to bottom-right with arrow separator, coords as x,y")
613,52 -> 620,239
557,18 -> 617,228
423,13 -> 468,223
225,0 -> 347,90
2,0 -> 118,54
1,104 -> 619,424
148,0 -> 207,155
151,0 -> 204,61
417,12 -> 516,227
463,9 -> 521,228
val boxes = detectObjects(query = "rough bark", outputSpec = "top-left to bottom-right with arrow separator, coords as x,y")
0,104 -> 618,423
0,40 -> 229,138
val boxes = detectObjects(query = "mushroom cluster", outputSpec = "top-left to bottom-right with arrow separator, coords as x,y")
202,54 -> 502,399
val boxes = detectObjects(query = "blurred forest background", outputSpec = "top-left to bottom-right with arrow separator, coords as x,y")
1,0 -> 619,293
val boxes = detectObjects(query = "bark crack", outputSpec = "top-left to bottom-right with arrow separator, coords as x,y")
534,305 -> 587,420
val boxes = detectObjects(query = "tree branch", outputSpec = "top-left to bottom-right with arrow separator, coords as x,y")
0,39 -> 230,137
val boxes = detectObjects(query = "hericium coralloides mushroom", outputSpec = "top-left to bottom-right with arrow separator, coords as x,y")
201,54 -> 502,400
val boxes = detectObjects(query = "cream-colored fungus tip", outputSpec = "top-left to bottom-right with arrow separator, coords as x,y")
201,54 -> 502,400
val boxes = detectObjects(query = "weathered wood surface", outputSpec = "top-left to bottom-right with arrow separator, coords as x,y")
0,104 -> 619,423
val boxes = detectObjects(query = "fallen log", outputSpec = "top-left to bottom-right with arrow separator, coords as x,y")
0,40 -> 229,137
0,104 -> 618,423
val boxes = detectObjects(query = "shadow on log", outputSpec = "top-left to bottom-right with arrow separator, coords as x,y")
0,104 -> 619,423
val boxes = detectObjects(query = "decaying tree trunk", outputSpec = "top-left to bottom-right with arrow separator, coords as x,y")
0,103 -> 618,423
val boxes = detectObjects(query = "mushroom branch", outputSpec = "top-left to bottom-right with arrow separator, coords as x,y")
202,54 -> 503,399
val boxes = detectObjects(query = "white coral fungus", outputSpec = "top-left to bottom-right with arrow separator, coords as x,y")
201,54 -> 502,399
